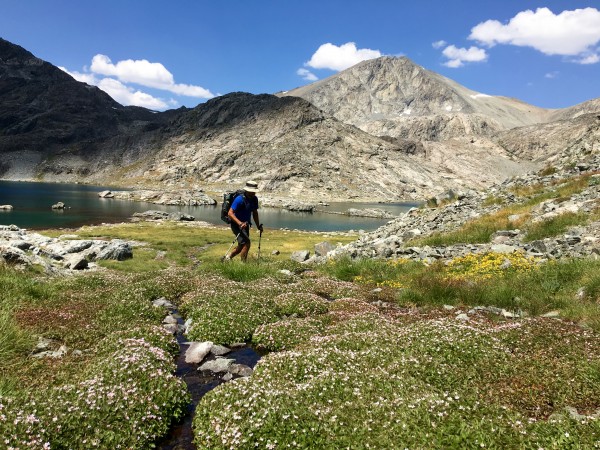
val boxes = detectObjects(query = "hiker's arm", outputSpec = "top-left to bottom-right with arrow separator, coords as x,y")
253,210 -> 263,232
228,208 -> 248,229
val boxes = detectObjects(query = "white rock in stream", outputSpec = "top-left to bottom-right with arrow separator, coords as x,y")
210,344 -> 231,356
185,341 -> 213,364
199,357 -> 234,373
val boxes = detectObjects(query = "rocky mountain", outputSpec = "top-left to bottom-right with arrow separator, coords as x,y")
0,38 -> 175,179
280,56 -> 600,192
549,98 -> 600,122
1,38 -> 599,203
280,56 -> 553,138
113,92 -> 461,201
496,112 -> 600,163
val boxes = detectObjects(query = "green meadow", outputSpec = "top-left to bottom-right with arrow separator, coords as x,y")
1,219 -> 599,449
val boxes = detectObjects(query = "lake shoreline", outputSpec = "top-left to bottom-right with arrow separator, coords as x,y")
0,180 -> 417,232
0,177 -> 423,205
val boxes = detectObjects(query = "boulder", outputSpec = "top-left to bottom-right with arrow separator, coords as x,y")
51,202 -> 65,209
163,323 -> 178,334
314,241 -> 335,256
210,344 -> 231,356
132,210 -> 170,220
152,297 -> 175,309
199,357 -> 234,373
95,241 -> 133,261
490,244 -> 518,254
0,205 -> 13,210
10,240 -> 31,250
229,363 -> 253,377
0,245 -> 31,265
63,254 -> 88,270
163,315 -> 178,325
63,240 -> 93,254
291,250 -> 310,262
98,190 -> 114,198
32,345 -> 68,359
185,341 -> 213,364
167,211 -> 195,221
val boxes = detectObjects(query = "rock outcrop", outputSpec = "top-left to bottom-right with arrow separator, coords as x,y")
0,225 -> 137,274
326,149 -> 600,263
111,189 -> 216,206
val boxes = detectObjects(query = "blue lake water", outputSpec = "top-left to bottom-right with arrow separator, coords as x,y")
0,180 -> 418,232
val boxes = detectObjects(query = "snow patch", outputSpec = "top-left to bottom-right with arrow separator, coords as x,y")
470,93 -> 492,99
445,105 -> 453,112
402,108 -> 412,116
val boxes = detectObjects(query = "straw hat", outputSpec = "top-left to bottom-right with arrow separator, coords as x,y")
244,180 -> 260,193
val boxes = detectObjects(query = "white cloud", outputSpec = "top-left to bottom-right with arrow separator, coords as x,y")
90,54 -> 215,98
441,45 -> 488,68
305,42 -> 382,71
297,68 -> 318,81
59,65 -> 169,109
469,7 -> 600,62
577,53 -> 600,64
544,71 -> 559,79
59,67 -> 98,85
97,78 -> 169,110
432,40 -> 447,49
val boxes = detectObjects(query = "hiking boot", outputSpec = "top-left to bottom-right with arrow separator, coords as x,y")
220,255 -> 231,262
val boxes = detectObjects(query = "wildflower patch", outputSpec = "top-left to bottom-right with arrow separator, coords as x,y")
445,251 -> 539,281
253,315 -> 331,351
194,313 -> 600,449
0,326 -> 189,449
273,292 -> 329,317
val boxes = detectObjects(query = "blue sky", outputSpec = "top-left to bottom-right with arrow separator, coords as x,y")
1,1 -> 599,111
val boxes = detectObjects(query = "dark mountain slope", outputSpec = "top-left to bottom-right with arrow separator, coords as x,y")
0,38 -> 173,176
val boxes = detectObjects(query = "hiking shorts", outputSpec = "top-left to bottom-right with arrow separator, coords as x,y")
231,223 -> 250,245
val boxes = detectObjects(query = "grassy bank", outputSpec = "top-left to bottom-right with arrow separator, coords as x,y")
1,221 -> 599,448
414,173 -> 599,247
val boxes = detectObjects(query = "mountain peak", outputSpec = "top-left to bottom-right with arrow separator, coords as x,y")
281,55 -> 550,131
281,54 -> 475,126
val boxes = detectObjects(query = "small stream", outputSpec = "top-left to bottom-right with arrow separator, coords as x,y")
157,314 -> 262,449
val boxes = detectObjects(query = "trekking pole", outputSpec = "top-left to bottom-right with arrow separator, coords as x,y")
223,232 -> 241,260
257,228 -> 263,265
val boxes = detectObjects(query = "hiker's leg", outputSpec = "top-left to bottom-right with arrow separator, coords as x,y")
231,241 -> 247,259
240,242 -> 251,261
229,223 -> 246,259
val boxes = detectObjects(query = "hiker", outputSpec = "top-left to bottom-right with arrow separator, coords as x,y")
225,180 -> 264,261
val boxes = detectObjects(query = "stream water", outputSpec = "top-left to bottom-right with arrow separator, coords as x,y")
157,314 -> 262,449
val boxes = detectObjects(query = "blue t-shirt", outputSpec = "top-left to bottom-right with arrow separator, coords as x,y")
231,194 -> 259,223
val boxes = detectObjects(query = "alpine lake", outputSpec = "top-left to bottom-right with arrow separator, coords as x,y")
0,180 -> 419,232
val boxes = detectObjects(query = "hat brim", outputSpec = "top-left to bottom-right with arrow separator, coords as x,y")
244,187 -> 259,193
